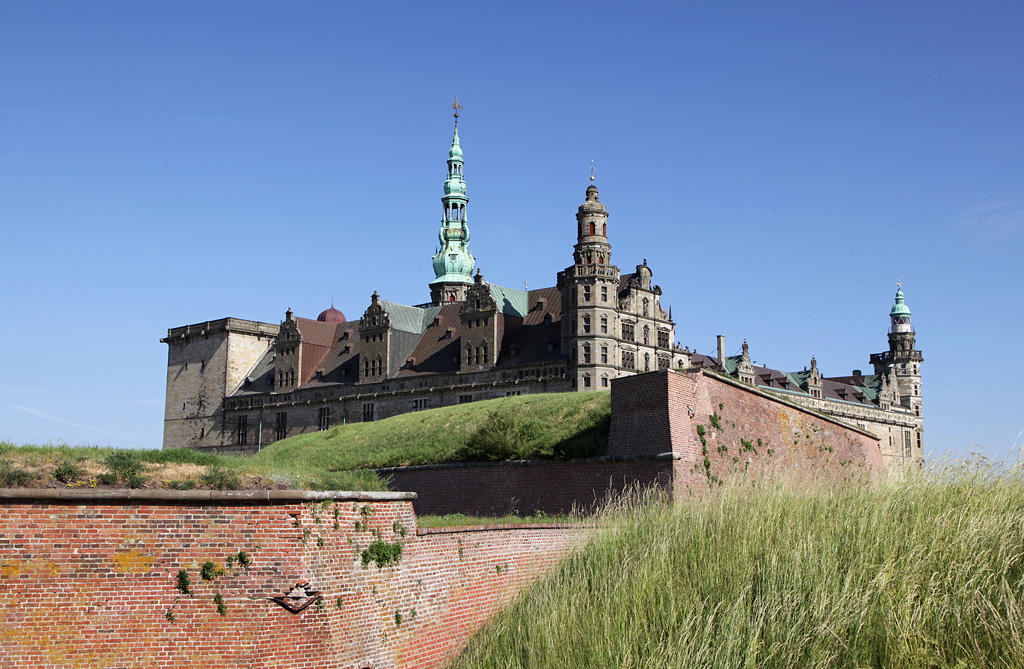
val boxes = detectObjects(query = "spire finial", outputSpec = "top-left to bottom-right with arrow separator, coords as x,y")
588,159 -> 596,183
452,95 -> 463,126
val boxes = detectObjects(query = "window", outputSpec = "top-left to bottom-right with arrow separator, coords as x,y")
459,394 -> 473,404
658,330 -> 669,348
600,316 -> 608,333
583,374 -> 591,387
622,323 -> 634,342
601,346 -> 608,363
583,316 -> 591,333
466,345 -> 472,365
623,351 -> 635,370
601,376 -> 609,388
483,342 -> 488,362
644,353 -> 650,371
643,326 -> 649,345
235,415 -> 248,445
412,398 -> 428,411
362,403 -> 375,422
275,412 -> 287,440
583,343 -> 591,364
475,346 -> 481,364
917,432 -> 922,449
505,390 -> 522,396
583,285 -> 591,302
318,407 -> 330,431
658,355 -> 669,370
363,357 -> 369,378
589,222 -> 595,235
601,286 -> 608,302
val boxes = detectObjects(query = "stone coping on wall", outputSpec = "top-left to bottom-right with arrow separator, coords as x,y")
690,368 -> 881,441
376,451 -> 682,474
417,522 -> 585,535
0,488 -> 417,504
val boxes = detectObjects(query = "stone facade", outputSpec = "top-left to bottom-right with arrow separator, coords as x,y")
161,318 -> 278,451
161,115 -> 923,464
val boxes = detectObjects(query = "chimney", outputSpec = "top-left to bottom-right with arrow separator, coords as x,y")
716,335 -> 726,370
852,369 -> 863,384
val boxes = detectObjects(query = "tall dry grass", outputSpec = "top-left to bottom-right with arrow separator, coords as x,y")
452,461 -> 1024,668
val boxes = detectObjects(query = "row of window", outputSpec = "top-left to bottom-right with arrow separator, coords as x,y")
465,343 -> 489,365
580,345 -> 670,370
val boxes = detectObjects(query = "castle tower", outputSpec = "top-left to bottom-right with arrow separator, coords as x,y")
557,177 -> 621,390
429,97 -> 477,305
870,284 -> 924,461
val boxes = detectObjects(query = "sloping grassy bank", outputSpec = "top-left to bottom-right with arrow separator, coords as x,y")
0,392 -> 610,491
244,391 -> 610,483
452,466 -> 1024,668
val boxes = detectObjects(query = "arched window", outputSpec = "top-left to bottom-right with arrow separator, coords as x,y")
376,354 -> 383,375
643,325 -> 650,345
482,343 -> 488,362
475,346 -> 481,364
475,298 -> 481,309
602,224 -> 606,236
589,222 -> 595,235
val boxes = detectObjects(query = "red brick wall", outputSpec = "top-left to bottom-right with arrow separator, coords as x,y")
0,491 -> 587,669
382,458 -> 674,516
612,370 -> 886,496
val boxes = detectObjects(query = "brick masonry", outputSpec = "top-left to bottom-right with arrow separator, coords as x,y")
384,369 -> 885,515
0,490 -> 588,669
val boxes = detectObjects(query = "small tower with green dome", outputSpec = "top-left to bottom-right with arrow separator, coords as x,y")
870,283 -> 924,464
429,97 -> 477,305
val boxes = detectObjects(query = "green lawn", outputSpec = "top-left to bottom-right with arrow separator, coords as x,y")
0,391 -> 610,492
243,391 -> 610,485
452,464 -> 1024,668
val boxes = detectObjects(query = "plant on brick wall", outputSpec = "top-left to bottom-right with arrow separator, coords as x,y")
361,539 -> 403,569
201,560 -> 226,581
176,569 -> 192,596
709,413 -> 722,431
213,592 -> 227,616
393,521 -> 407,537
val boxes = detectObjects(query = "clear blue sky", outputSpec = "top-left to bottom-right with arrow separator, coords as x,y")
1,2 -> 1021,458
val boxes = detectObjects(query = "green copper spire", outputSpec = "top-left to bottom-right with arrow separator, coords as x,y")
431,97 -> 476,286
890,284 -> 911,317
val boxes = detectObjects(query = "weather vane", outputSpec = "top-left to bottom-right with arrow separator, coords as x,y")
588,159 -> 596,183
452,95 -> 463,126
896,279 -> 902,289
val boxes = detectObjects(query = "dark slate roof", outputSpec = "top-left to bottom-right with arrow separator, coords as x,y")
394,303 -> 463,377
688,353 -> 879,407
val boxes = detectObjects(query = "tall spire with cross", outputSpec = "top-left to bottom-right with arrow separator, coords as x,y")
429,97 -> 477,304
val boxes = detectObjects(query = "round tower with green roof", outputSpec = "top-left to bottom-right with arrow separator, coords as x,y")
429,97 -> 477,305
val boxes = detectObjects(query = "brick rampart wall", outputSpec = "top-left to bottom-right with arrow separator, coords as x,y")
611,370 -> 886,495
0,490 -> 587,669
381,457 -> 674,516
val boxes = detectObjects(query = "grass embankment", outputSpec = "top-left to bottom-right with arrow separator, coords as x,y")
244,391 -> 610,485
453,466 -> 1024,669
0,391 -> 610,491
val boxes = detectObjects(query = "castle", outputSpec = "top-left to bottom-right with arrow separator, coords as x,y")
161,106 -> 924,467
